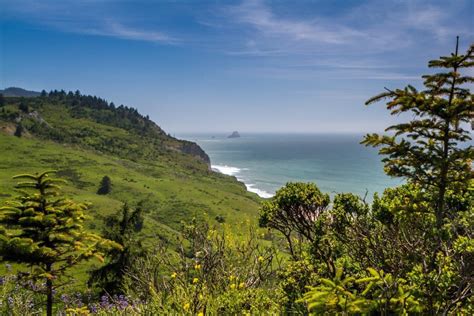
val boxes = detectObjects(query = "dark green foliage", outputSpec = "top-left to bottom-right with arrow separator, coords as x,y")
0,93 -> 4,107
19,102 -> 29,113
89,204 -> 145,295
97,175 -> 112,195
215,214 -> 225,223
0,171 -> 121,315
14,124 -> 24,137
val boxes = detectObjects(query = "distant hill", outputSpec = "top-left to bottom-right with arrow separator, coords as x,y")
0,87 -> 41,97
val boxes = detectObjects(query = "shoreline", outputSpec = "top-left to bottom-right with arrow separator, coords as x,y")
211,164 -> 274,199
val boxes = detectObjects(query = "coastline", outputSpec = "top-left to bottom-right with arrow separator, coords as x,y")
211,164 -> 274,199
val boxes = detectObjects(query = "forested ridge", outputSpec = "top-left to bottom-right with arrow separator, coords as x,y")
0,89 -> 210,165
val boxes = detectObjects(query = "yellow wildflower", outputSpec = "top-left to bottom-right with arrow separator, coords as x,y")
193,277 -> 199,284
194,264 -> 201,270
229,275 -> 235,281
183,303 -> 190,311
198,312 -> 204,316
258,256 -> 264,262
230,283 -> 236,289
171,272 -> 177,279
239,282 -> 245,289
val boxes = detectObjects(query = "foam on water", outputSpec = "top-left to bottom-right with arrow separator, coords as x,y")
212,165 -> 241,176
244,183 -> 274,198
212,164 -> 274,198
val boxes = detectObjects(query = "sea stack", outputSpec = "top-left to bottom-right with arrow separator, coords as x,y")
228,131 -> 240,138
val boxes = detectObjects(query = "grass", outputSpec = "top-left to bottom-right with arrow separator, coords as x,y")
0,134 -> 262,237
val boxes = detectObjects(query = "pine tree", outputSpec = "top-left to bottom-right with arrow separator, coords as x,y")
97,176 -> 112,195
0,93 -> 4,107
14,123 -> 24,137
362,37 -> 473,230
0,171 -> 122,316
89,204 -> 145,294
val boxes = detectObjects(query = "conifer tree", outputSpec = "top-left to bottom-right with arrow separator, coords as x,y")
362,37 -> 473,230
0,93 -> 4,107
0,171 -> 122,316
97,175 -> 112,195
362,38 -> 473,313
89,204 -> 145,294
14,123 -> 24,137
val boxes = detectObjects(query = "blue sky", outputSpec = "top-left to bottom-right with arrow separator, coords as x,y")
1,0 -> 473,133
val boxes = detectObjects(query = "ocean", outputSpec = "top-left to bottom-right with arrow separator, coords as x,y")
178,133 -> 403,199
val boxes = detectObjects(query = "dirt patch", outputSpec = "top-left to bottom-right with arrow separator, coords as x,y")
0,122 -> 16,135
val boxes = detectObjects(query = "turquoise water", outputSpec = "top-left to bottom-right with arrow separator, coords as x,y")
179,133 -> 403,199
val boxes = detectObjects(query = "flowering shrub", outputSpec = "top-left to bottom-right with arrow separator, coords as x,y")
122,220 -> 282,314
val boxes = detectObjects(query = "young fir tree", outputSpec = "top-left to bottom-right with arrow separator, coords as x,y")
362,38 -> 473,314
14,123 -> 24,137
97,175 -> 112,195
362,37 -> 473,230
89,204 -> 145,295
0,171 -> 122,316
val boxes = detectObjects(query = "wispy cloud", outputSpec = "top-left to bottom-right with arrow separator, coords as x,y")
72,21 -> 175,43
226,0 -> 366,45
1,0 -> 176,44
201,0 -> 472,80
214,0 -> 470,57
227,64 -> 422,81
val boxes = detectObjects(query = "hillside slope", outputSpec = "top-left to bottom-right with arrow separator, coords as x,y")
0,87 -> 41,97
0,91 -> 262,242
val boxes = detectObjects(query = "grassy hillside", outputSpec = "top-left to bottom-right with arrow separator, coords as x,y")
0,92 -> 264,284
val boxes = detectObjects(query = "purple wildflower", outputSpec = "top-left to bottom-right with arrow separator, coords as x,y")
89,304 -> 98,313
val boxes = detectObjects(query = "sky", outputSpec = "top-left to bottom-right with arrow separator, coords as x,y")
1,0 -> 473,133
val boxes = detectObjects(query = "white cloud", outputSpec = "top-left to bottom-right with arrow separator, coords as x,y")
227,0 -> 366,44
216,0 -> 471,57
76,21 -> 175,43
